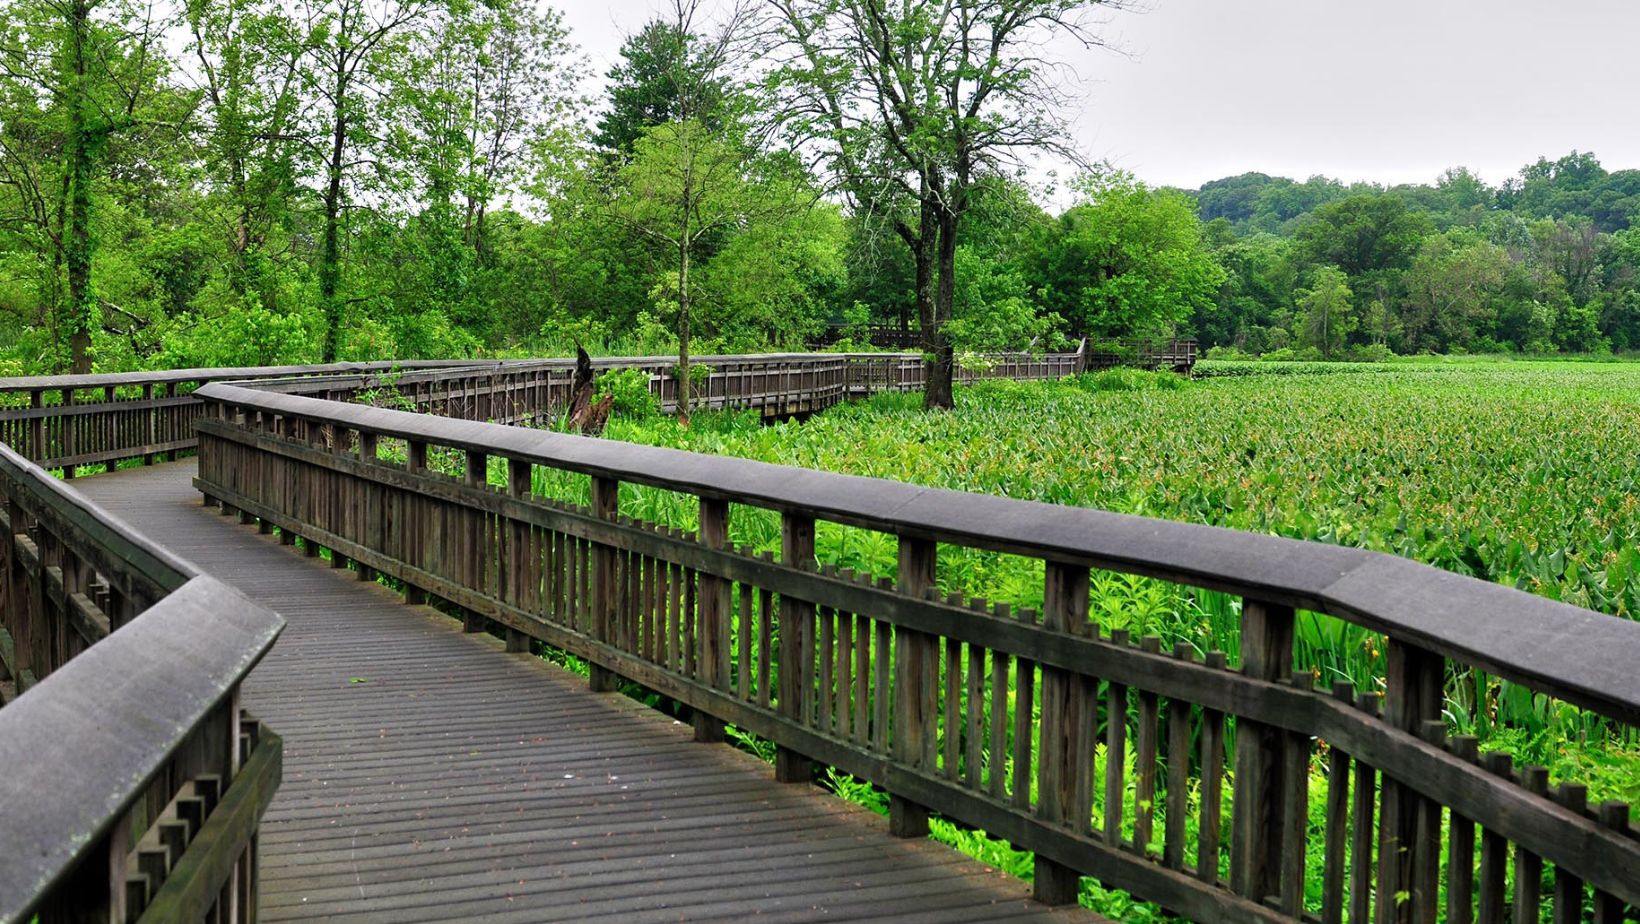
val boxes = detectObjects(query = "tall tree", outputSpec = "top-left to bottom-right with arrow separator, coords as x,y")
771,0 -> 1129,408
298,0 -> 435,361
185,0 -> 307,312
593,18 -> 728,156
601,0 -> 761,420
0,0 -> 186,371
1295,266 -> 1354,358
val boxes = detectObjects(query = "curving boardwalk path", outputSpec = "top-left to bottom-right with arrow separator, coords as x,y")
78,461 -> 1095,923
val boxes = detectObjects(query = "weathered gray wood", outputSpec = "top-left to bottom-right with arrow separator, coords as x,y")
890,536 -> 936,835
0,577 -> 282,922
1231,599 -> 1293,904
776,512 -> 816,785
191,381 -> 1640,728
76,462 -> 1090,924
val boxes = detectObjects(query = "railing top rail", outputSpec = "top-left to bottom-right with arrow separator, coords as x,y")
0,443 -> 198,591
232,353 -> 909,396
197,381 -> 1640,726
0,575 -> 283,923
0,358 -> 504,393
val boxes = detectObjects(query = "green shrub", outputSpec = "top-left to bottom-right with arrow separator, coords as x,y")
596,367 -> 659,418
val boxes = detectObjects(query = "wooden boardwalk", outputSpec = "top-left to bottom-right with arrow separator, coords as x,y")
76,461 -> 1092,923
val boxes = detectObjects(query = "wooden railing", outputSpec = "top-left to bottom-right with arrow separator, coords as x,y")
1084,339 -> 1200,373
223,351 -> 1087,425
0,359 -> 501,475
0,350 -> 1103,477
0,443 -> 284,923
193,381 -> 1640,924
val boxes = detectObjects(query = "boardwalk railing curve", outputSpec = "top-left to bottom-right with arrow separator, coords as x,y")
0,347 -> 1115,479
190,378 -> 1640,924
0,442 -> 285,923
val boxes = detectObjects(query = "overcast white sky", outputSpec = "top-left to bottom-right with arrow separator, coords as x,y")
557,0 -> 1640,190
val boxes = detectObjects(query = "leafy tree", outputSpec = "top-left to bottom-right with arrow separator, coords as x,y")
1295,266 -> 1354,358
0,0 -> 187,371
1029,171 -> 1223,341
298,0 -> 439,361
593,20 -> 728,156
1400,231 -> 1509,352
771,0 -> 1130,409
1295,193 -> 1431,277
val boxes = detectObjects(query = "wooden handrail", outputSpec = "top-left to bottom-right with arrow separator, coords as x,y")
193,380 -> 1640,922
0,443 -> 284,924
194,382 -> 1640,724
0,350 -> 1098,475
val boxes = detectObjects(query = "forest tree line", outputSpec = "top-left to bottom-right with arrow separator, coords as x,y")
3,0 -> 1638,393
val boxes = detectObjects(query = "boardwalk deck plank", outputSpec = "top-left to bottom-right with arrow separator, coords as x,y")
75,460 -> 1096,923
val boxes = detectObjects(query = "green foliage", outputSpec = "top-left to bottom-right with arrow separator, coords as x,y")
1029,170 -> 1223,340
1196,153 -> 1640,361
595,368 -> 660,418
547,364 -> 1640,809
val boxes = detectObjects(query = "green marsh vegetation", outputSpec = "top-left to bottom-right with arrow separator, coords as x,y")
435,360 -> 1637,916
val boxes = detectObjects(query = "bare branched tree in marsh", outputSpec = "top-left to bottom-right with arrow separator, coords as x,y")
769,0 -> 1130,408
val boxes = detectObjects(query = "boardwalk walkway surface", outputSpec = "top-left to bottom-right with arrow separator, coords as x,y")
77,461 -> 1093,923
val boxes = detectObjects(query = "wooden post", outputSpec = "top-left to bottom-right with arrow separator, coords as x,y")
142,384 -> 155,465
1379,639 -> 1444,924
61,388 -> 75,478
1033,559 -> 1091,905
694,497 -> 729,743
462,451 -> 487,633
888,536 -> 937,836
28,390 -> 43,463
1230,598 -> 1294,906
589,477 -> 619,693
505,459 -> 532,655
775,512 -> 815,783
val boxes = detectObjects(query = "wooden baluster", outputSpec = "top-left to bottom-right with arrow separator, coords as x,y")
775,513 -> 815,783
1514,766 -> 1548,924
1230,598 -> 1294,904
28,390 -> 43,463
142,384 -> 156,465
888,535 -> 936,833
942,611 -> 960,782
694,497 -> 729,742
964,631 -> 984,790
1104,630 -> 1128,847
1032,560 -> 1089,905
1321,682 -> 1355,924
61,388 -> 76,478
1592,801 -> 1630,924
505,459 -> 532,655
1550,783 -> 1586,924
872,577 -> 892,751
1197,651 -> 1228,886
588,476 -> 620,693
1379,640 -> 1444,924
1134,635 -> 1161,856
988,605 -> 1014,800
853,608 -> 870,745
462,451 -> 487,633
1280,671 -> 1315,917
1352,692 -> 1381,924
1477,752 -> 1513,924
1447,735 -> 1480,924
1163,642 -> 1193,870
763,565 -> 780,711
